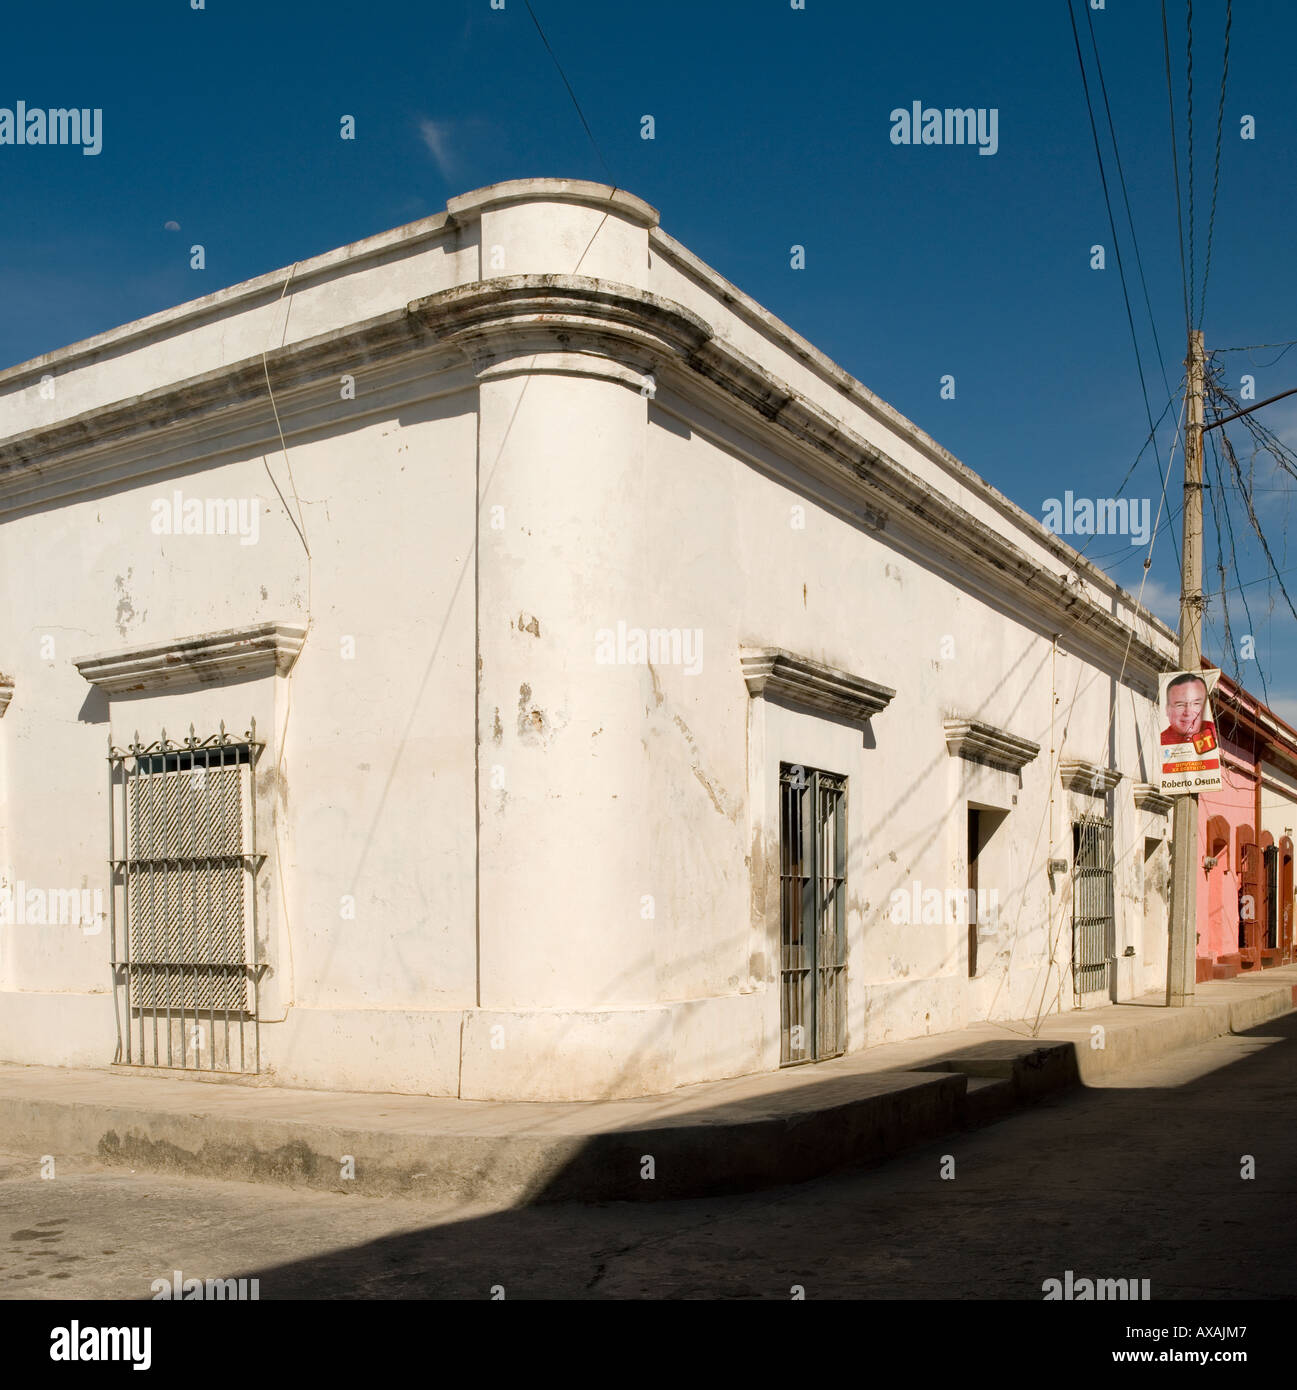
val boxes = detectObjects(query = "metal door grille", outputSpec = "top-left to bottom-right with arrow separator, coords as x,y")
780,765 -> 846,1065
108,723 -> 266,1072
1072,816 -> 1113,995
1263,846 -> 1279,951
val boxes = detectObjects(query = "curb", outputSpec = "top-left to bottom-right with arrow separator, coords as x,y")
1,982 -> 1293,1205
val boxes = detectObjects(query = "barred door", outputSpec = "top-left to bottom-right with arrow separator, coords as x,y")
1263,846 -> 1279,952
1239,841 -> 1261,964
780,765 -> 847,1065
109,725 -> 265,1072
1072,816 -> 1113,995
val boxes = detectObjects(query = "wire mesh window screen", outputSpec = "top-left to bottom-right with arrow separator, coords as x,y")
780,764 -> 847,1065
127,748 -> 250,1013
1072,815 -> 1113,994
108,723 -> 265,1073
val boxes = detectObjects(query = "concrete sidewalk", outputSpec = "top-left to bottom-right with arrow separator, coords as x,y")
3,968 -> 1294,1206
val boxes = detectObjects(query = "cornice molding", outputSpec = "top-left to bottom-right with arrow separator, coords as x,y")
407,274 -> 713,373
740,647 -> 895,724
1059,758 -> 1123,795
944,718 -> 1040,773
2,271 -> 1175,682
0,308 -> 453,486
1133,781 -> 1173,816
649,228 -> 1172,636
75,621 -> 307,695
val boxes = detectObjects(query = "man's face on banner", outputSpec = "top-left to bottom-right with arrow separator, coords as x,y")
1166,678 -> 1209,738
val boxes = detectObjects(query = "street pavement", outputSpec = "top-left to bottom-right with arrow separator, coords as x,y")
2,1010 -> 1293,1300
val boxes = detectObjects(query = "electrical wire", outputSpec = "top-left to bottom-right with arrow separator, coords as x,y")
523,0 -> 616,185
1218,425 -> 1297,629
1161,0 -> 1192,336
1204,426 -> 1245,686
1068,1 -> 1181,575
1198,0 -> 1231,328
1186,0 -> 1197,325
1216,340 -> 1297,354
1083,1 -> 1173,398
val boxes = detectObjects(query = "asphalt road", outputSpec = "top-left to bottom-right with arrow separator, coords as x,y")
2,1011 -> 1294,1300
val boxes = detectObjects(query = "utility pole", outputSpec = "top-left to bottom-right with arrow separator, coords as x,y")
1167,329 -> 1205,1006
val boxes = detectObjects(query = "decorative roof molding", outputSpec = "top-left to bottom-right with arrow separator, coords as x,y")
1133,782 -> 1173,816
0,678 -> 12,717
1059,758 -> 1123,795
446,179 -> 659,229
0,263 -> 1175,681
740,647 -> 895,724
0,180 -> 659,400
943,718 -> 1040,773
75,621 -> 307,695
407,274 -> 713,375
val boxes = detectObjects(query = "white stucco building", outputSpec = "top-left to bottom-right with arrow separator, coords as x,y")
0,179 -> 1178,1100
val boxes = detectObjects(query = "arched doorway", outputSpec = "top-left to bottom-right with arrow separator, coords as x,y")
1205,815 -> 1230,966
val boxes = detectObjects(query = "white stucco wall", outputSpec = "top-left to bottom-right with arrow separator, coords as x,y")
0,178 -> 1177,1100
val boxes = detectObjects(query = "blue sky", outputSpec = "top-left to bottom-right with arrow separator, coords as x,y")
3,0 -> 1294,715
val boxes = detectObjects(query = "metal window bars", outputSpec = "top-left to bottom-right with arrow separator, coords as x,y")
1072,815 -> 1114,995
108,721 -> 267,1073
779,765 -> 847,1066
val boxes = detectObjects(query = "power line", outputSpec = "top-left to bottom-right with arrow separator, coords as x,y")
1087,496 -> 1185,565
1062,382 -> 1184,576
1083,2 -> 1173,398
1186,0 -> 1197,325
522,0 -> 616,185
1206,376 -> 1297,655
1225,384 -> 1297,485
1216,340 -> 1297,354
1105,381 -> 1183,500
1161,0 -> 1191,335
1217,421 -> 1297,630
1202,558 -> 1297,598
1207,383 -> 1297,432
1067,0 -> 1180,575
1080,386 -> 1186,566
1204,426 -> 1244,684
1198,0 -> 1232,328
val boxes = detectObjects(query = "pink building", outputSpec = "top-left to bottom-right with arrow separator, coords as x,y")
1195,670 -> 1297,980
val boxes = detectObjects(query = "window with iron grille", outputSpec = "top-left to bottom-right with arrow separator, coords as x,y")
779,764 -> 847,1065
1072,815 -> 1113,995
108,724 -> 265,1072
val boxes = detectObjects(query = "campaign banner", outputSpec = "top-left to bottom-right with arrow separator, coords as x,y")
1157,669 -> 1223,795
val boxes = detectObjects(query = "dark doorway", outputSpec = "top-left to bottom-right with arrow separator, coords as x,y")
967,809 -> 981,978
779,764 -> 847,1066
